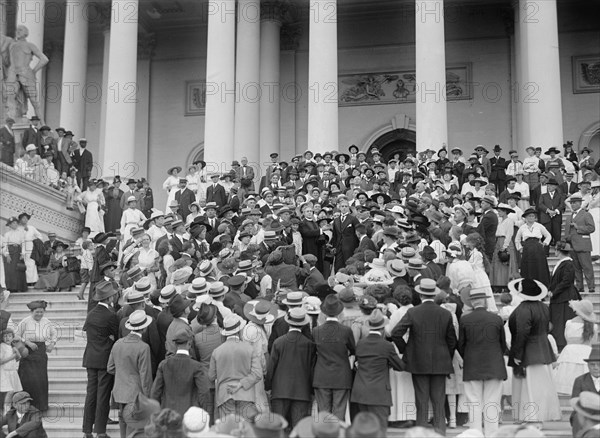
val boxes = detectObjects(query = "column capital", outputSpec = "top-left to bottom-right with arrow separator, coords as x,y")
281,23 -> 302,51
94,2 -> 112,32
137,33 -> 156,60
260,1 -> 287,24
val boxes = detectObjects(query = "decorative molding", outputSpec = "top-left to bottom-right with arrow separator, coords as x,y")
184,80 -> 206,116
280,23 -> 302,51
260,1 -> 287,23
578,121 -> 600,151
137,33 -> 156,60
572,55 -> 600,94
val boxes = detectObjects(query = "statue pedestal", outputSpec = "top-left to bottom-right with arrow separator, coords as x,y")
11,118 -> 30,156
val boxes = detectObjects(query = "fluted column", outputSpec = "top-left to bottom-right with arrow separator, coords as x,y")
415,0 -> 448,152
516,0 -> 563,152
307,0 -> 338,153
234,0 -> 261,164
101,0 -> 139,179
204,0 -> 236,172
259,2 -> 283,164
59,0 -> 89,138
97,4 -> 111,171
134,34 -> 155,179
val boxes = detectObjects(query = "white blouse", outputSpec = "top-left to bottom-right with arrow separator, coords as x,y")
515,222 -> 552,251
16,315 -> 58,346
496,217 -> 515,250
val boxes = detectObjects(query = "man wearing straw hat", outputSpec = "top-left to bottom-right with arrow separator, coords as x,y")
458,289 -> 507,436
571,391 -> 600,438
107,310 -> 153,438
390,278 -> 457,435
565,193 -> 596,293
209,314 -> 261,422
571,344 -> 600,436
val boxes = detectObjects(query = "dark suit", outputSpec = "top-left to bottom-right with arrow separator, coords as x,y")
82,303 -> 119,435
152,352 -> 206,415
299,218 -> 323,271
565,208 -> 596,292
206,183 -> 227,207
267,330 -> 316,428
489,155 -> 507,193
88,245 -> 114,311
530,184 -> 546,207
549,259 -> 580,349
236,165 -> 255,193
350,333 -> 403,429
169,234 -> 187,260
118,309 -> 162,377
508,301 -> 555,368
477,210 -> 498,262
175,187 -> 196,220
332,214 -> 360,271
21,126 -> 40,149
560,180 -> 579,196
313,320 -> 356,420
0,406 -> 47,438
268,316 -> 313,353
391,301 -> 457,435
0,126 -> 15,166
356,235 -> 377,254
223,291 -> 250,318
571,372 -> 600,436
538,190 -> 566,246
303,267 -> 326,296
78,148 -> 94,190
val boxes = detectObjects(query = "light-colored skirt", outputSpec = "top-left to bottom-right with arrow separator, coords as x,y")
590,207 -> 600,258
554,343 -> 592,395
512,364 -> 562,422
389,367 -> 416,421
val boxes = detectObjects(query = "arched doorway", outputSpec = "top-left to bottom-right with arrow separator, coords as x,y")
368,129 -> 416,162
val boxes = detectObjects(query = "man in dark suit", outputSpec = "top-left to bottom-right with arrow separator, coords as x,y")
477,195 -> 499,262
267,307 -> 316,429
332,198 -> 360,272
350,309 -> 403,430
201,203 -> 220,244
88,233 -> 117,312
313,295 -> 356,420
174,179 -> 196,221
0,117 -> 15,166
354,223 -> 377,254
565,194 -> 596,293
120,179 -> 144,211
235,157 -> 255,196
0,391 -> 47,438
268,292 -> 313,352
538,178 -> 566,248
570,345 -> 600,436
152,332 -> 205,415
302,254 -> 327,296
82,280 -> 120,438
298,205 -> 324,272
560,172 -> 579,196
21,115 -> 41,150
77,138 -> 94,191
458,290 -> 507,436
530,172 -> 549,207
488,145 -> 507,193
107,310 -> 153,438
169,220 -> 187,260
391,279 -> 457,435
206,173 -> 227,207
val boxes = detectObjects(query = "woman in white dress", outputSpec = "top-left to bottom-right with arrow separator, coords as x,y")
81,180 -> 105,234
195,161 -> 208,203
185,165 -> 200,196
554,300 -> 598,394
17,213 -> 41,286
120,197 -> 146,243
162,166 -> 181,213
464,233 -> 498,312
385,287 -> 416,424
137,234 -> 160,287
589,181 -> 600,260
513,172 -> 530,211
241,300 -> 276,415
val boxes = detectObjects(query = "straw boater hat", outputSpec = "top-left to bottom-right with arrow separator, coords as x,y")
284,307 -> 311,326
414,278 -> 441,296
507,278 -> 548,301
221,314 -> 246,336
196,260 -> 214,277
387,259 -> 407,277
125,310 -> 152,331
188,278 -> 209,296
570,391 -> 600,422
282,291 -> 307,307
182,406 -> 211,438
243,300 -> 278,325
133,276 -> 155,296
407,258 -> 425,271
125,289 -> 146,305
159,285 -> 177,304
569,300 -> 599,324
209,281 -> 228,298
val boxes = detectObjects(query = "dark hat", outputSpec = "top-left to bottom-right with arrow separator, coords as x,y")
40,125 -> 51,131
51,240 -> 69,251
320,294 -> 344,317
367,309 -> 386,330
227,274 -> 246,288
27,300 -> 48,311
6,216 -> 18,225
64,130 -> 74,137
547,177 -> 559,186
195,303 -> 218,325
167,166 -> 182,175
383,226 -> 400,239
93,280 -> 118,301
522,207 -> 538,217
168,295 -> 192,317
99,261 -> 117,273
55,127 -> 66,133
270,152 -> 279,159
545,147 -> 561,155
585,344 -> 600,362
507,278 -> 548,301
581,147 -> 593,154
18,212 -> 32,221
419,245 -> 437,261
493,144 -> 502,152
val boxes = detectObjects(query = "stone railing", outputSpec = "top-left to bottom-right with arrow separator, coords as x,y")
0,163 -> 84,242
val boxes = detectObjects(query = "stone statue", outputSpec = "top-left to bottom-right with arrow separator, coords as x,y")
1,25 -> 49,120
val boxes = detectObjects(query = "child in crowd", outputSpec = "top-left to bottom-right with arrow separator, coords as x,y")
0,328 -> 22,411
77,240 -> 94,301
291,218 -> 302,257
57,171 -> 68,192
498,292 -> 515,322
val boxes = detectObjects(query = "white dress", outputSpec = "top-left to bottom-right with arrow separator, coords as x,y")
162,175 -> 180,212
554,320 -> 598,395
196,168 -> 208,203
120,208 -> 146,242
82,189 -> 105,234
468,249 -> 498,312
0,343 -> 22,392
138,247 -> 159,286
20,225 -> 42,284
589,193 -> 600,258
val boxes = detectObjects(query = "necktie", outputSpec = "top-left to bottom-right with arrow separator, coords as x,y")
341,214 -> 347,222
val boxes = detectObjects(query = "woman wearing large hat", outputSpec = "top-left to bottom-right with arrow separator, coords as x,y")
514,207 -> 552,286
15,300 -> 57,411
490,203 -> 519,291
35,241 -> 75,292
507,278 -> 561,425
544,146 -> 565,185
162,166 -> 182,213
554,299 -> 599,395
2,217 -> 27,292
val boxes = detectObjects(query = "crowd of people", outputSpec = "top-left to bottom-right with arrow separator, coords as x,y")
1,132 -> 600,437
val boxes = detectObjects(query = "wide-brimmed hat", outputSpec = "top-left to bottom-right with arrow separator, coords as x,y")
221,314 -> 246,336
93,280 -> 118,301
569,300 -> 599,324
497,203 -> 515,213
167,166 -> 182,175
522,207 -> 538,218
570,391 -> 600,422
414,278 -> 440,296
386,259 -> 407,277
419,245 -> 437,261
370,192 -> 391,204
303,296 -> 322,315
383,226 -> 400,239
544,147 -> 561,155
470,179 -> 487,186
368,309 -> 387,330
507,278 -> 548,301
243,300 -> 278,325
209,281 -> 228,298
52,240 -> 69,251
320,294 -> 344,317
282,291 -> 307,306
367,258 -> 386,269
125,310 -> 152,331
26,300 -> 47,311
284,307 -> 310,326
159,285 -> 177,304
585,344 -> 600,362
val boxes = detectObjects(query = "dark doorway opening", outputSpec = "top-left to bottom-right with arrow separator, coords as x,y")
367,129 -> 416,162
